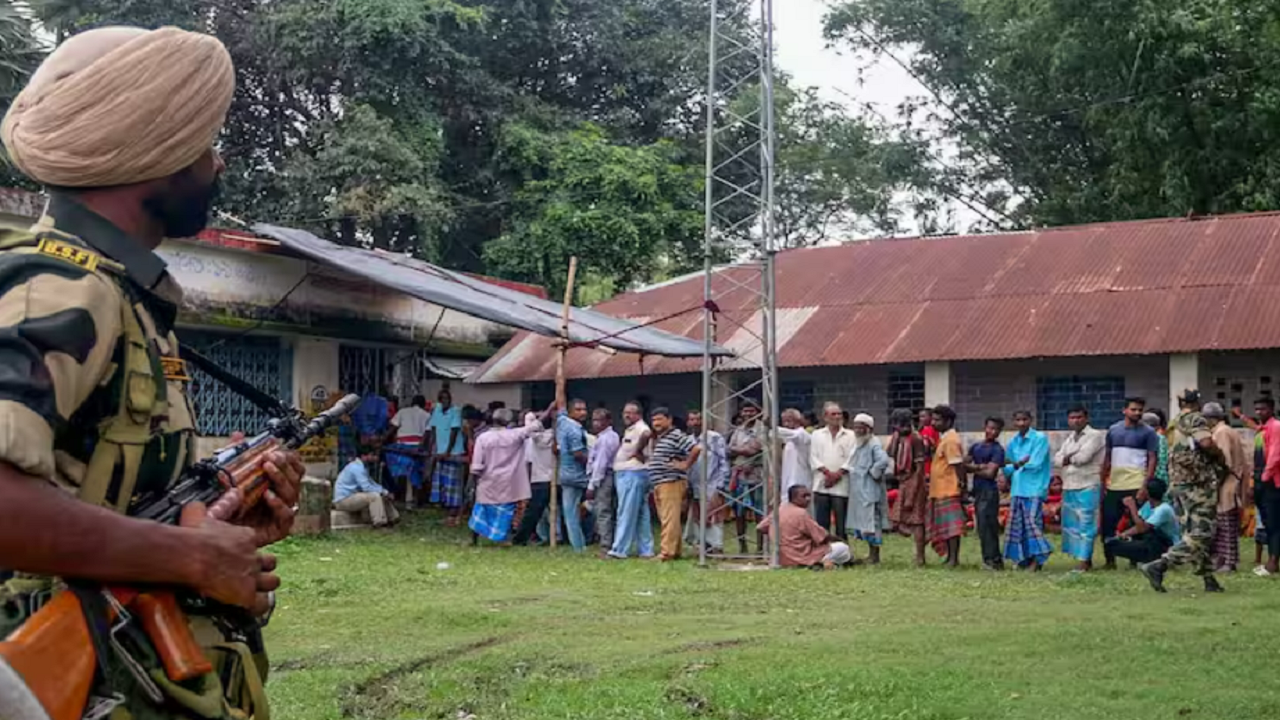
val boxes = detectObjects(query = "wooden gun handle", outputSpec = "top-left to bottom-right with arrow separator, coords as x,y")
0,592 -> 95,720
132,592 -> 213,682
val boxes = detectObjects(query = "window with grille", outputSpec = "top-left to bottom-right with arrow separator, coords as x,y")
184,332 -> 292,436
1210,374 -> 1274,427
339,345 -> 388,397
888,371 -> 925,419
1035,376 -> 1125,431
780,381 -> 815,415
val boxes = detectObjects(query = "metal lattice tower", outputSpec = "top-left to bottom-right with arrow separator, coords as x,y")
699,0 -> 779,567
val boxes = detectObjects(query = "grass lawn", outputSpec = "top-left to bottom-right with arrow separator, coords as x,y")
264,511 -> 1276,720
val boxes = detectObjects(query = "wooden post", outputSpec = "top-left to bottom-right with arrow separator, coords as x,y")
549,257 -> 579,549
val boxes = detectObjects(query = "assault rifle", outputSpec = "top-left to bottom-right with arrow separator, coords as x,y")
0,393 -> 360,720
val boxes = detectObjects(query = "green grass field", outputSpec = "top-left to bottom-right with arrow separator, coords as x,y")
263,511 -> 1277,720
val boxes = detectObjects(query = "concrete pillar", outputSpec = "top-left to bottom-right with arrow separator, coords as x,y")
925,361 -> 953,408
290,336 -> 340,410
1168,352 -> 1200,412
289,335 -> 341,479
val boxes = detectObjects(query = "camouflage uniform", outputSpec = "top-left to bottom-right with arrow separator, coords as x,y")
1154,412 -> 1228,576
0,194 -> 267,718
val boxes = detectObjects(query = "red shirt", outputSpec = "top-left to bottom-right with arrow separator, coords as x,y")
921,425 -> 940,475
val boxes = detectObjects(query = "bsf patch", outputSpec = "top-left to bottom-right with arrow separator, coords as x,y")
37,238 -> 100,271
161,357 -> 191,382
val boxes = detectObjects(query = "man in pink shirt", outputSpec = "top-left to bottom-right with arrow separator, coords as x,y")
468,408 -> 545,545
1255,397 -> 1280,574
758,485 -> 852,569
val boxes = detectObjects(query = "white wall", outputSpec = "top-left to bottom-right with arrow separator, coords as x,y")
290,336 -> 340,410
1168,353 -> 1200,412
924,361 -> 952,407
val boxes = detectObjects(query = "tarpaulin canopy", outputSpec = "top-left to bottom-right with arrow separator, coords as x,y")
253,224 -> 731,358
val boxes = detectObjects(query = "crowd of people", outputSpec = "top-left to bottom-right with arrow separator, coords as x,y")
327,385 -> 1280,591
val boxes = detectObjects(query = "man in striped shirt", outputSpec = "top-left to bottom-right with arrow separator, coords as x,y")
648,407 -> 701,561
1101,396 -> 1160,569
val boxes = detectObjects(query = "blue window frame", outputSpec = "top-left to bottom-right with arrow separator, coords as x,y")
184,331 -> 292,436
1035,376 -> 1125,430
780,380 -> 815,415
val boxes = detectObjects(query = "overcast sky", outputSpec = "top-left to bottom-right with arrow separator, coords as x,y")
773,0 -> 919,115
772,0 -> 982,235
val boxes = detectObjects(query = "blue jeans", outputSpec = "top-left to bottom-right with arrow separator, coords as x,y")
561,484 -> 588,551
609,470 -> 655,558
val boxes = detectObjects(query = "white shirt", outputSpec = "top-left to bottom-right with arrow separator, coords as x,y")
1054,425 -> 1105,491
809,425 -> 858,497
524,429 -> 555,484
614,421 -> 651,472
391,405 -> 430,441
775,426 -> 813,492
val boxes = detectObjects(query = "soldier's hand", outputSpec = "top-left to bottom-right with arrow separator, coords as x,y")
236,442 -> 305,547
181,502 -> 275,610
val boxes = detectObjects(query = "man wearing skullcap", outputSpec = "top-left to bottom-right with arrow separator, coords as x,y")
842,413 -> 891,564
0,26 -> 301,719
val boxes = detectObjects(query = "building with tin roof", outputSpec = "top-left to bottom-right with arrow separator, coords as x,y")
471,211 -> 1280,431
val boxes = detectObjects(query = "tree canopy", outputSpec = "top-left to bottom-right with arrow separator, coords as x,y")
825,0 -> 1280,227
2,0 -> 924,299
0,1 -> 45,189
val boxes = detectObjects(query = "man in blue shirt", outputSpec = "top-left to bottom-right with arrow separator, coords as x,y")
334,448 -> 400,527
1002,410 -> 1053,570
587,407 -> 621,556
427,388 -> 467,522
1106,480 -> 1179,564
556,397 -> 591,551
966,417 -> 1007,571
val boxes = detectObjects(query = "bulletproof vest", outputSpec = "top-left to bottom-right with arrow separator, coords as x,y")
0,226 -> 193,510
0,228 -> 267,720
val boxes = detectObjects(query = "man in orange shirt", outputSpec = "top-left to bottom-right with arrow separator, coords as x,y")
758,485 -> 852,569
929,405 -> 968,567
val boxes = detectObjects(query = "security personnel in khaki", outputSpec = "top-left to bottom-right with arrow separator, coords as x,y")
0,26 -> 304,719
1139,399 -> 1229,594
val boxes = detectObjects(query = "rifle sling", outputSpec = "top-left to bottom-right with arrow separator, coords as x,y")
66,582 -> 114,695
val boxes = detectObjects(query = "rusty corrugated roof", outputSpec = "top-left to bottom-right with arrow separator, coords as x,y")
470,211 -> 1280,383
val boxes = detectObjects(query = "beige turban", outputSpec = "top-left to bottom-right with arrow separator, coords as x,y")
1,26 -> 234,188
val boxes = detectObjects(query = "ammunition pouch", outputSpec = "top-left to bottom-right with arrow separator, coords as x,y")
86,611 -> 269,720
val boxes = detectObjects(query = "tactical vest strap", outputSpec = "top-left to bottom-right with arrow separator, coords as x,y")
0,228 -> 38,250
78,289 -> 168,512
208,642 -> 269,720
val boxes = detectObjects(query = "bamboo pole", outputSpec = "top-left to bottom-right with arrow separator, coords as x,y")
550,257 -> 579,549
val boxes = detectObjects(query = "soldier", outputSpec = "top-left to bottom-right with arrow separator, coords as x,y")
1139,407 -> 1229,593
0,26 -> 303,718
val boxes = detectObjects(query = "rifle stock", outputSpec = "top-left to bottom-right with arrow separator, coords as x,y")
0,393 -> 361,720
0,592 -> 96,720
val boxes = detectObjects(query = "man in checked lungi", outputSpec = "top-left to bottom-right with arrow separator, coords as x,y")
468,408 -> 547,545
427,388 -> 469,525
1002,410 -> 1054,571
